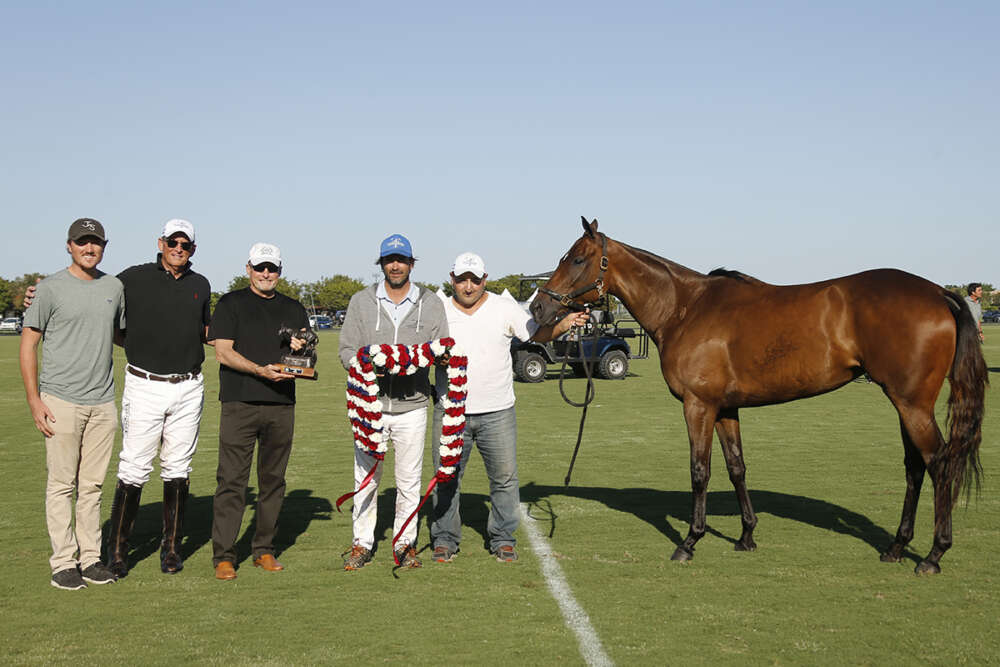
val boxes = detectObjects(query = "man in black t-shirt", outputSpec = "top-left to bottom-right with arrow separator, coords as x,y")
207,242 -> 312,581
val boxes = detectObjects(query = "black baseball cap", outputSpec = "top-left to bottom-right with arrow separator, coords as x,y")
68,218 -> 107,242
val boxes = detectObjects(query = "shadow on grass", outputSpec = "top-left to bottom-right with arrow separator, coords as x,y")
519,483 -> 917,563
111,487 -> 333,569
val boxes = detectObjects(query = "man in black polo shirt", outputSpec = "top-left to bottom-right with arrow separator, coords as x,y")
107,219 -> 210,577
208,242 -> 311,581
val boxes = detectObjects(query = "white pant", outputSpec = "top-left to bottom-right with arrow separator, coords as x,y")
118,368 -> 204,486
352,408 -> 426,550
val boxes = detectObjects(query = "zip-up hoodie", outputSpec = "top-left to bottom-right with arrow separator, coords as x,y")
339,282 -> 448,414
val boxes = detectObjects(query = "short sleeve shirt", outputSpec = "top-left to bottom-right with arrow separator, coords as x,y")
435,293 -> 534,414
22,268 -> 125,405
208,288 -> 309,404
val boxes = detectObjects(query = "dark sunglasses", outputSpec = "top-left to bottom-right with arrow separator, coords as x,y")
71,237 -> 106,247
251,262 -> 280,273
163,237 -> 194,251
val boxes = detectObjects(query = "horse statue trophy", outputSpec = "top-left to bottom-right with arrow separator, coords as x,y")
530,217 -> 986,574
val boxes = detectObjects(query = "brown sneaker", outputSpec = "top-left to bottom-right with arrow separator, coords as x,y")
343,544 -> 373,571
493,545 -> 518,562
394,544 -> 422,568
432,545 -> 457,563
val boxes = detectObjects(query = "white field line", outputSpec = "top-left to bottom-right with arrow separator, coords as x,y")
520,504 -> 614,667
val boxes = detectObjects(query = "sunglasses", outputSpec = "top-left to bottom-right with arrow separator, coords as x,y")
71,237 -> 106,247
163,237 -> 194,251
251,263 -> 280,273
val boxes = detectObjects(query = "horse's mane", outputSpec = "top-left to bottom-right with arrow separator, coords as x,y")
708,267 -> 765,285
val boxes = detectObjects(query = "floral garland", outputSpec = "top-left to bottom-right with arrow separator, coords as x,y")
339,337 -> 468,560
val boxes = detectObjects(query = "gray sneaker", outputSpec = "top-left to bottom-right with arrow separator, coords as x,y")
343,544 -> 373,571
493,545 -> 518,562
51,568 -> 87,590
81,562 -> 117,585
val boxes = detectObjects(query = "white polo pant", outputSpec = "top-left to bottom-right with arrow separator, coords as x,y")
118,368 -> 204,486
352,408 -> 426,550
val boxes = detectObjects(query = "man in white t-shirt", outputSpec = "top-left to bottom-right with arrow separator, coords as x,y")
430,252 -> 587,563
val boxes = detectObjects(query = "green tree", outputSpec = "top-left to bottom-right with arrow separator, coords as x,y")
0,277 -> 13,316
485,273 -> 524,297
307,275 -> 365,312
9,273 -> 46,315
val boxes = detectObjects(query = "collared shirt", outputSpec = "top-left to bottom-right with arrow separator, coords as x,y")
116,254 -> 211,375
376,281 -> 419,329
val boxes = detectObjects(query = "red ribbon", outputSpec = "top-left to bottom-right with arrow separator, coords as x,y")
335,460 -> 380,512
391,475 -> 441,563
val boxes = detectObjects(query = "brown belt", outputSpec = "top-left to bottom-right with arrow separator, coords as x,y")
127,365 -> 200,384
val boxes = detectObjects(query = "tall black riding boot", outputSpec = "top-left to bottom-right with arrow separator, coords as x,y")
105,479 -> 142,579
160,478 -> 190,574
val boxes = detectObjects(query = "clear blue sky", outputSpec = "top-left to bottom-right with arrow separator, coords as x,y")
2,1 -> 996,292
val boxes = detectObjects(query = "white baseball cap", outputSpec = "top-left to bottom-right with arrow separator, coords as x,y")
162,219 -> 195,243
452,252 -> 487,279
248,242 -> 282,267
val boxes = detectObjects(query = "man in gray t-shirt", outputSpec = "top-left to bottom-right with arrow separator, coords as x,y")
19,218 -> 125,591
964,282 -> 984,343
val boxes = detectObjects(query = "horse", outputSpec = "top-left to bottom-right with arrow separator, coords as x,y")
530,218 -> 987,573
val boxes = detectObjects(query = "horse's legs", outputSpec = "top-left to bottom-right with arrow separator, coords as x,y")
880,417 -> 926,563
671,398 -> 717,562
891,403 -> 951,574
715,409 -> 758,552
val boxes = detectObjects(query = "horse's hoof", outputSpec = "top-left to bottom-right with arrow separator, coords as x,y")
734,540 -> 757,552
915,560 -> 941,575
670,547 -> 693,562
880,551 -> 902,563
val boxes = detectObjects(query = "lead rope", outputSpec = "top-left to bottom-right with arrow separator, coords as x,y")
558,321 -> 600,486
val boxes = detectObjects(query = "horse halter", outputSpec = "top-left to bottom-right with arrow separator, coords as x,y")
538,233 -> 609,312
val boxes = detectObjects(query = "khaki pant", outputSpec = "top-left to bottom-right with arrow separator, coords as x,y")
42,393 -> 117,573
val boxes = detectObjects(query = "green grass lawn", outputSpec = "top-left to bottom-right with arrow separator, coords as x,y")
1,326 -> 998,665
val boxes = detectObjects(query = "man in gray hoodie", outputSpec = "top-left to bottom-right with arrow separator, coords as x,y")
339,234 -> 448,569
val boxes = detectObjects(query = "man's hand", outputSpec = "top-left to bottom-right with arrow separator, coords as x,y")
23,281 -> 38,309
555,309 -> 592,337
258,364 -> 298,382
28,396 -> 55,437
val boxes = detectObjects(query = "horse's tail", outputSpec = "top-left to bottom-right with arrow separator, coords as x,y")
939,290 -> 988,506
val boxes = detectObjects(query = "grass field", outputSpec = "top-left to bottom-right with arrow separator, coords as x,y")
1,327 -> 998,665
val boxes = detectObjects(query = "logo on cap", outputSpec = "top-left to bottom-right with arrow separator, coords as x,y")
82,221 -> 96,231
387,237 -> 405,248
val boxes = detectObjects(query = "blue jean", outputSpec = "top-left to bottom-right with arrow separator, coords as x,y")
431,405 -> 519,552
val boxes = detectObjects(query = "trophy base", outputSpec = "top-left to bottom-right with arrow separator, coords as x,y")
268,363 -> 318,380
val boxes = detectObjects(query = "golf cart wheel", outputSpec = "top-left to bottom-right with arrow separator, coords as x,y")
515,352 -> 546,383
598,350 -> 628,380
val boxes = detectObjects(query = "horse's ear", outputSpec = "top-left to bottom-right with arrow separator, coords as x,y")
581,216 -> 599,237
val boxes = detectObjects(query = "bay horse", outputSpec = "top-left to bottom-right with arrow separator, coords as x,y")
531,218 -> 987,573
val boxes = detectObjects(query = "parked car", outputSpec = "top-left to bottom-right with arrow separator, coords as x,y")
0,317 -> 22,334
308,315 -> 334,329
983,310 -> 1000,323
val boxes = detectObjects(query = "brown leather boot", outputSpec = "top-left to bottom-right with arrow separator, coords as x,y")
160,478 -> 189,574
105,480 -> 142,579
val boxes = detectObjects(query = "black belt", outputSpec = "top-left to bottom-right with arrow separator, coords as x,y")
127,365 -> 200,384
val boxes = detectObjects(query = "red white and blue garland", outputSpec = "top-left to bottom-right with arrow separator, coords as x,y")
339,337 -> 468,560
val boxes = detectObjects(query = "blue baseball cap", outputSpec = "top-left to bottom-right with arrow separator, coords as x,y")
379,234 -> 413,259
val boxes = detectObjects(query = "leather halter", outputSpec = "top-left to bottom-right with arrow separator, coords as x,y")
538,233 -> 609,312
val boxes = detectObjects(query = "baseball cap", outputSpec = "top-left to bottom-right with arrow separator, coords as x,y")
379,234 -> 413,259
452,252 -> 487,279
68,218 -> 106,242
162,218 -> 195,243
248,242 -> 282,268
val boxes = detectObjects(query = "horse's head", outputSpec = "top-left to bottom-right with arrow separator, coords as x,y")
530,217 -> 609,326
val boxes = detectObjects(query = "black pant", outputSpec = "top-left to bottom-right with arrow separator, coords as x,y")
212,402 -> 295,565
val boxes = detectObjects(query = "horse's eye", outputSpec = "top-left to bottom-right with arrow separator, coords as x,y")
573,256 -> 585,265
